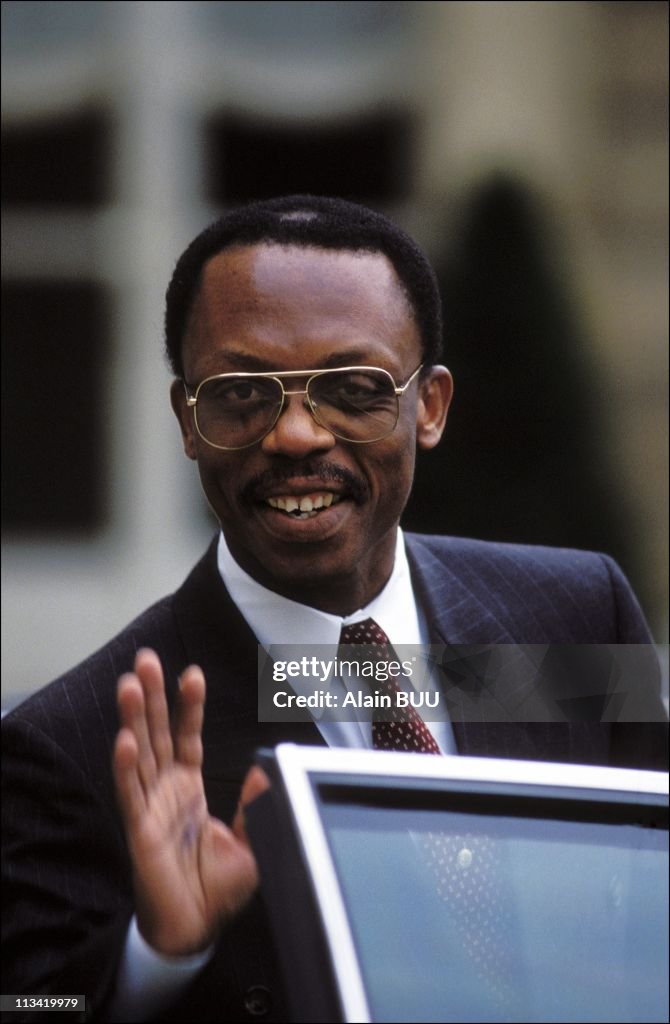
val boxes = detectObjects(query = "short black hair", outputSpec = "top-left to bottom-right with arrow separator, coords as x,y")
164,194 -> 442,379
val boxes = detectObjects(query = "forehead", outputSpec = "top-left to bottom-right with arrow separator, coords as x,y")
183,243 -> 420,376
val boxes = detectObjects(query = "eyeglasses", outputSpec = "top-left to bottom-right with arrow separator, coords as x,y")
184,364 -> 423,450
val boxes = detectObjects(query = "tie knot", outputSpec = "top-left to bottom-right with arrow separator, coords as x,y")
339,617 -> 390,647
339,617 -> 441,754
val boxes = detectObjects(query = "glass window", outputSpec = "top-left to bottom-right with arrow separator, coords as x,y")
321,797 -> 668,1023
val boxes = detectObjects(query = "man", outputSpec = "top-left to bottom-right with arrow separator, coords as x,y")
2,195 -> 666,1023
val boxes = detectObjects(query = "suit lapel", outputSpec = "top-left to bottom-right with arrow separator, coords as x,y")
405,533 -> 550,756
405,533 -> 517,645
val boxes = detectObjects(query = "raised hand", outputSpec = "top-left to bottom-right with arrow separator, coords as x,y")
113,648 -> 268,956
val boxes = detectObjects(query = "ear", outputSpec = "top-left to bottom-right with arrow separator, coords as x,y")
415,366 -> 453,450
170,379 -> 198,461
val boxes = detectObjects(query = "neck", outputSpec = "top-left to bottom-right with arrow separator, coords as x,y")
223,532 -> 398,617
254,574 -> 387,617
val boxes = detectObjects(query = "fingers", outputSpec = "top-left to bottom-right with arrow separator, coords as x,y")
114,651 -> 207,838
116,674 -> 157,792
113,725 -> 147,827
173,664 -> 206,768
239,766 -> 271,806
115,647 -> 207,793
116,649 -> 173,793
232,766 -> 271,846
137,649 -> 174,770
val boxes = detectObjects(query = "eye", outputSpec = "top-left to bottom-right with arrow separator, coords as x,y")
223,382 -> 256,401
340,379 -> 377,398
205,377 -> 278,406
314,372 -> 393,410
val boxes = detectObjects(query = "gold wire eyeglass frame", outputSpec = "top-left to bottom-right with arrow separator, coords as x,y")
184,363 -> 424,450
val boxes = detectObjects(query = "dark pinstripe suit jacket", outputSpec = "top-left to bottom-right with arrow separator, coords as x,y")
2,534 -> 667,1022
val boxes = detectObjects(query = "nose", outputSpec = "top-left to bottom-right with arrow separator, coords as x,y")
260,390 -> 336,458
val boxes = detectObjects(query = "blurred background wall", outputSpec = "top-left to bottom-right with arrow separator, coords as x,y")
2,1 -> 668,705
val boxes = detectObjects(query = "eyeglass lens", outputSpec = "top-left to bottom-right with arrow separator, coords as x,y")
194,369 -> 400,448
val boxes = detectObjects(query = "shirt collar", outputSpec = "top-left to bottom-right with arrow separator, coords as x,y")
217,528 -> 424,649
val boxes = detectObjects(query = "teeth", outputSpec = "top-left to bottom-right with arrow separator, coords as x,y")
266,492 -> 340,515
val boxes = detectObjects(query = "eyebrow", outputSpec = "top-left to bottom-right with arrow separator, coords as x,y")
212,347 -> 385,373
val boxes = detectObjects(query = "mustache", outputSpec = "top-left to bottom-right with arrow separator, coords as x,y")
243,459 -> 368,504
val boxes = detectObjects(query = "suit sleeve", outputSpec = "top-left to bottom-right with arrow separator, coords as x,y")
600,554 -> 656,643
1,715 -> 133,1021
598,555 -> 668,769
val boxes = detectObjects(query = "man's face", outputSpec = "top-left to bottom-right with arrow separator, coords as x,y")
172,243 -> 451,615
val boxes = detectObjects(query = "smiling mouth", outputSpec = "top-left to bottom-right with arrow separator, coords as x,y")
265,492 -> 342,520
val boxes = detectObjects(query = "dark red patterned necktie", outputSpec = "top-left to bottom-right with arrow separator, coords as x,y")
338,617 -> 440,754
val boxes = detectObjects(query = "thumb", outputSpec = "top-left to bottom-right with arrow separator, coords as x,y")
232,765 -> 271,845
